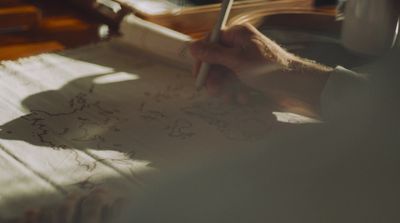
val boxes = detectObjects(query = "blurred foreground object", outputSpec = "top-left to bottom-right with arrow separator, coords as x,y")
67,0 -> 131,27
0,3 -> 41,33
313,0 -> 337,7
114,0 -> 314,38
0,0 -> 114,60
341,0 -> 399,55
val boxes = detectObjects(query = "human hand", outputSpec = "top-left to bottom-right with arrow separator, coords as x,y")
190,24 -> 333,116
18,189 -> 125,223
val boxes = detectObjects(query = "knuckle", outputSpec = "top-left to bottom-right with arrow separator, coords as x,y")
241,23 -> 255,32
201,47 -> 212,58
226,24 -> 258,45
234,24 -> 255,36
201,45 -> 219,61
228,48 -> 243,65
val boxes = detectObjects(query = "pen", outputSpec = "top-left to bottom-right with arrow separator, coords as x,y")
195,0 -> 234,90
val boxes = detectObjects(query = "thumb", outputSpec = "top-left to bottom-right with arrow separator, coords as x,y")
190,41 -> 239,70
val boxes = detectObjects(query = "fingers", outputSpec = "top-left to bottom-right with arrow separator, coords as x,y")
220,23 -> 259,46
190,23 -> 273,89
203,65 -> 251,105
205,66 -> 227,97
191,23 -> 273,105
193,61 -> 238,100
221,81 -> 251,105
189,40 -> 240,70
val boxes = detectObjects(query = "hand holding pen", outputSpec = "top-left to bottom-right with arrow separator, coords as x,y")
190,23 -> 333,115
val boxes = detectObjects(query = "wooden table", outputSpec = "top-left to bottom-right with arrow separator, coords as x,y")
0,0 -> 114,61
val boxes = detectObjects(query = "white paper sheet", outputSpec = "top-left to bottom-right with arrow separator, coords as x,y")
0,38 -> 315,219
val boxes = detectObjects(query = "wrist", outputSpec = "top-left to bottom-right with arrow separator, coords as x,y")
279,56 -> 333,117
289,54 -> 333,73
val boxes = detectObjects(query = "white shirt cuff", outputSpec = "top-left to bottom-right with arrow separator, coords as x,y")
320,66 -> 368,120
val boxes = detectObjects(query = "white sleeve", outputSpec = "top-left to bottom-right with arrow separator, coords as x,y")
320,66 -> 368,120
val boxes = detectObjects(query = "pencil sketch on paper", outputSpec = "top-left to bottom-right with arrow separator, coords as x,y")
0,42 -> 285,219
0,46 -> 280,187
0,74 -> 273,153
16,85 -> 127,152
181,103 -> 270,141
